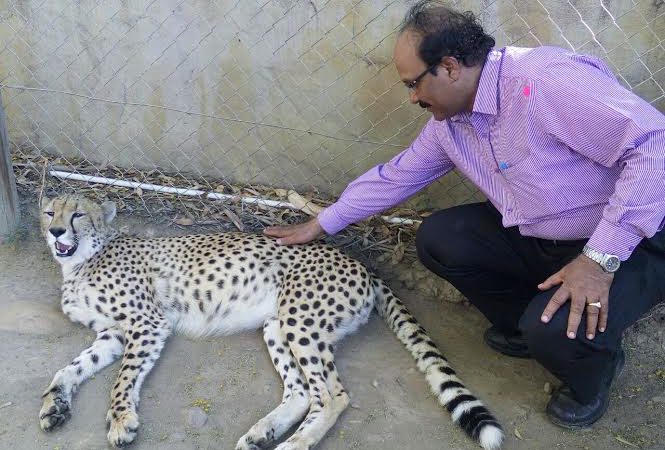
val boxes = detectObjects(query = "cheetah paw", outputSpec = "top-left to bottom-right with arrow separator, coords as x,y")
39,385 -> 71,431
274,439 -> 309,450
106,409 -> 139,447
235,426 -> 275,449
235,440 -> 262,450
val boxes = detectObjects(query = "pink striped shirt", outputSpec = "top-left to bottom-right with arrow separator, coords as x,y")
318,46 -> 665,260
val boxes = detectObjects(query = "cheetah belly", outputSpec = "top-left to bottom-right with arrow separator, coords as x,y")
164,282 -> 280,338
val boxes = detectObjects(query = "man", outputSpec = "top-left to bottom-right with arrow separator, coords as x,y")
264,0 -> 665,428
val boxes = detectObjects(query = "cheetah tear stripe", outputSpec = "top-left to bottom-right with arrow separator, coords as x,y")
372,278 -> 504,450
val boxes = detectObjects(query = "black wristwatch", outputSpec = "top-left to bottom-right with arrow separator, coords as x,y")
582,245 -> 621,273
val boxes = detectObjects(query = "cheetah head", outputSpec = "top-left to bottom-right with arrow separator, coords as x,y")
40,195 -> 116,263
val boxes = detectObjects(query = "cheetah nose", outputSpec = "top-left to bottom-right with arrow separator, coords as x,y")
49,227 -> 66,238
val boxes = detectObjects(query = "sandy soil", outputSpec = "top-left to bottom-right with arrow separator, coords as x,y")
0,197 -> 663,450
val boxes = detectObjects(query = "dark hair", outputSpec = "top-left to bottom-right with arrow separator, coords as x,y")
399,1 -> 495,68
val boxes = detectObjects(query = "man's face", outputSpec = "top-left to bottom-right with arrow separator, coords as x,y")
393,30 -> 466,121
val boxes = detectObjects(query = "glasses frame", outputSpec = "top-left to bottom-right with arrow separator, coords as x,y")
405,63 -> 438,91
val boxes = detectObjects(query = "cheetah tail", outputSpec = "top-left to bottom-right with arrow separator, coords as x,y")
372,277 -> 504,450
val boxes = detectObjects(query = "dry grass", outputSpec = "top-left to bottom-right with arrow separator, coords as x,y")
12,150 -> 429,265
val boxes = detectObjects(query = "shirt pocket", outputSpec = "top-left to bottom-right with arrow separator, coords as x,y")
496,78 -> 534,172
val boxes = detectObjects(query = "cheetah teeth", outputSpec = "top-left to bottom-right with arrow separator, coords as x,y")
55,241 -> 77,256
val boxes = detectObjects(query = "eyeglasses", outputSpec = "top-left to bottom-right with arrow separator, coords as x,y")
404,63 -> 438,91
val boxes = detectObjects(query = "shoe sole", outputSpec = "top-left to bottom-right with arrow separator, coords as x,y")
549,417 -> 601,430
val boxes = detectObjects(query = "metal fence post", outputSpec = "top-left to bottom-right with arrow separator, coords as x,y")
0,90 -> 20,239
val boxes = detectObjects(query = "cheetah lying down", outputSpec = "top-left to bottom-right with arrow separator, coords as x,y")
39,195 -> 504,449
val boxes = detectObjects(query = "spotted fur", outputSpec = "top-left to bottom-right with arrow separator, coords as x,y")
39,195 -> 504,449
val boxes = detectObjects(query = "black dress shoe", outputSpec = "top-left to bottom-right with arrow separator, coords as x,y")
483,325 -> 531,358
546,349 -> 625,429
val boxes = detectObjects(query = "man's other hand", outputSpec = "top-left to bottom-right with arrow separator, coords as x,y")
538,255 -> 614,341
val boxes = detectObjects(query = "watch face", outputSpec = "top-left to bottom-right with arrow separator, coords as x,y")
604,256 -> 620,272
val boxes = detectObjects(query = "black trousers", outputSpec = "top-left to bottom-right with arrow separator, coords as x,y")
416,202 -> 665,403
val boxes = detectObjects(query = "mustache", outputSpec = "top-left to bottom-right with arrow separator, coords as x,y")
419,101 -> 431,109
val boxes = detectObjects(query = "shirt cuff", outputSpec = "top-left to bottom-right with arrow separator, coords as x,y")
317,205 -> 349,235
586,218 -> 644,261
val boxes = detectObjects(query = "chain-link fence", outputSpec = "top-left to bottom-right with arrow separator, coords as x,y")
0,0 -> 663,240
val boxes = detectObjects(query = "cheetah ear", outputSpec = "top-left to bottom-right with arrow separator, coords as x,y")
101,201 -> 117,224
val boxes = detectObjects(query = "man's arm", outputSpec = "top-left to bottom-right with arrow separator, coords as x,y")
265,117 -> 454,244
317,117 -> 454,234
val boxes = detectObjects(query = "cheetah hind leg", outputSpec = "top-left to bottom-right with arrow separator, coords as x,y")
273,339 -> 349,450
236,317 -> 310,450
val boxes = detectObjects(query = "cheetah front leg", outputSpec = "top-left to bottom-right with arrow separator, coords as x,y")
106,320 -> 171,448
40,327 -> 125,431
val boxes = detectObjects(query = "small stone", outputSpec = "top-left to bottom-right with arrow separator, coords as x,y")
372,379 -> 379,388
544,382 -> 552,394
186,407 -> 208,428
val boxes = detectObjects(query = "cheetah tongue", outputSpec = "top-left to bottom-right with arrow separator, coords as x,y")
55,242 -> 73,253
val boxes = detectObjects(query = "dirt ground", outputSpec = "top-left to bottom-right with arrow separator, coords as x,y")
1,196 -> 663,450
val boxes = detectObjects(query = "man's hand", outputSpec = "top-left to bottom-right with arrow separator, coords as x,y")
263,217 -> 325,245
538,255 -> 614,340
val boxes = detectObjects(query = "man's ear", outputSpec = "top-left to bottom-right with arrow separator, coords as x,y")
101,201 -> 117,224
440,56 -> 461,81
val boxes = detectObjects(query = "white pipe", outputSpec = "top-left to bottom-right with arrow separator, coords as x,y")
49,170 -> 294,208
205,191 -> 293,208
383,215 -> 420,226
48,170 -> 420,226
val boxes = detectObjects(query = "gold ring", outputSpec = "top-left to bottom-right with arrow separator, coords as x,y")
587,301 -> 602,309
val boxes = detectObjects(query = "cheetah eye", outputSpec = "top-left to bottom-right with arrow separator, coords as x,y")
72,212 -> 85,219
44,211 -> 54,217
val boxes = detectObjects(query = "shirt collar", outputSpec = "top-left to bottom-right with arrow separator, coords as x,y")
450,48 -> 503,122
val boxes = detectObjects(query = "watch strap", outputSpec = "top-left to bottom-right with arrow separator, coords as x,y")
582,245 -> 620,272
582,245 -> 605,265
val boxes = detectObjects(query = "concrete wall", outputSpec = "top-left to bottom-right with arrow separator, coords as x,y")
1,0 -> 663,208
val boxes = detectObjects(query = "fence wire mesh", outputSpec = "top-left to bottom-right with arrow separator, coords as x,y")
0,0 -> 664,256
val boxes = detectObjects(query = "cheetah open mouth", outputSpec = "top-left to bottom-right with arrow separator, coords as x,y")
54,241 -> 77,257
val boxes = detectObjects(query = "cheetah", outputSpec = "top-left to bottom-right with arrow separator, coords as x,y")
38,195 -> 504,450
